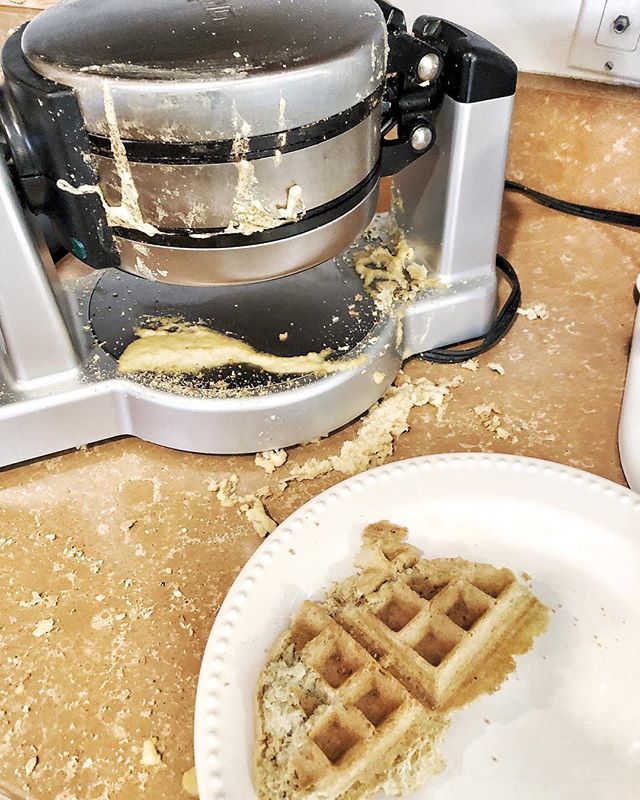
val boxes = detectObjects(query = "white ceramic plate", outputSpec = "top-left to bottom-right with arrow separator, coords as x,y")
194,454 -> 640,800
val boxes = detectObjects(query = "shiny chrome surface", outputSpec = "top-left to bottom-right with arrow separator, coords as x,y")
0,159 -> 82,387
395,95 -> 514,284
95,113 -> 381,230
23,0 -> 386,141
115,183 -> 380,285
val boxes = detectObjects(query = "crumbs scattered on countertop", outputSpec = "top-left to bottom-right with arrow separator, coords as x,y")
517,303 -> 549,321
32,619 -> 54,638
24,747 -> 38,777
474,404 -> 518,444
255,449 -> 288,475
460,359 -> 479,372
209,474 -> 276,537
140,738 -> 163,767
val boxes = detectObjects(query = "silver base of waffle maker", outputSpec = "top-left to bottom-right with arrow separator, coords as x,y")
0,0 -> 516,467
0,95 -> 509,466
0,262 -> 497,465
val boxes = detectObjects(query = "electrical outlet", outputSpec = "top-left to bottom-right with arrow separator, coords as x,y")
569,0 -> 640,82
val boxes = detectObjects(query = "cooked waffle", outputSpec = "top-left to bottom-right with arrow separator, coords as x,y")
334,524 -> 535,710
254,521 -> 548,799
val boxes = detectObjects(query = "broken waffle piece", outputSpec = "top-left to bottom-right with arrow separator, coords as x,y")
254,522 -> 549,799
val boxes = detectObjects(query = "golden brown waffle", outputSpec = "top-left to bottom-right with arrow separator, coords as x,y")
254,521 -> 548,799
290,602 -> 440,798
334,523 -> 535,710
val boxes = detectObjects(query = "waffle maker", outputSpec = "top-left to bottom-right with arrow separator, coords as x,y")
0,0 -> 516,466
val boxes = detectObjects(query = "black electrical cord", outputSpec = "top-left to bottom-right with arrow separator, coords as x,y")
418,179 -> 640,363
505,179 -> 640,228
418,254 -> 521,364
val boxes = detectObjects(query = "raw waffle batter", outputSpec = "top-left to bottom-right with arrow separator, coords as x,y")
118,320 -> 366,376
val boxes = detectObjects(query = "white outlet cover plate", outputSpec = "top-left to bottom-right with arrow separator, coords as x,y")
569,0 -> 640,82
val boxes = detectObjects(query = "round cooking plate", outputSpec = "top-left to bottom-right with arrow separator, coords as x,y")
89,257 -> 379,393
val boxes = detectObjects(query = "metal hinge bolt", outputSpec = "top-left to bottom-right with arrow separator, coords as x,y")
417,53 -> 441,83
410,126 -> 433,152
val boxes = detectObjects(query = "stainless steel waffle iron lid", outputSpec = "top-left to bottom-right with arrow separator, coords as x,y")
21,0 -> 388,142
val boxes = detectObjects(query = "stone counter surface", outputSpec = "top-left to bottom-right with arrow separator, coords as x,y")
0,74 -> 639,799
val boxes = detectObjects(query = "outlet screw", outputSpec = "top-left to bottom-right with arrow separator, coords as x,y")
604,60 -> 614,71
613,15 -> 630,34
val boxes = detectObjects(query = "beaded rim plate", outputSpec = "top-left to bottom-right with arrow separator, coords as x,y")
194,454 -> 640,799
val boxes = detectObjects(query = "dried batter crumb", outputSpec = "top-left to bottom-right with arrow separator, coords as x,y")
460,359 -> 479,372
32,618 -> 54,638
517,304 -> 549,321
487,362 -> 506,375
140,738 -> 162,767
209,374 -> 463,537
353,227 -> 439,312
474,405 -> 512,441
278,332 -> 289,342
288,373 -> 462,481
255,450 -> 288,475
373,371 -> 386,385
20,591 -> 57,609
242,501 -> 278,538
24,748 -> 38,777
182,766 -> 199,797
210,474 -> 276,537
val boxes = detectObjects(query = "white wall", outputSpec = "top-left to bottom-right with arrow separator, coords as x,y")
397,0 -> 618,82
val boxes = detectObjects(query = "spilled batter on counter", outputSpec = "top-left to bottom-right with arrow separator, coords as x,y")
117,319 -> 366,376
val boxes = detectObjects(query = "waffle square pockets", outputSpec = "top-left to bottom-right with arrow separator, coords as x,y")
255,522 -> 548,799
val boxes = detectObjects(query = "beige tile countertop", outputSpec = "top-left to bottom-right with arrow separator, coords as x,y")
1,73 -> 639,799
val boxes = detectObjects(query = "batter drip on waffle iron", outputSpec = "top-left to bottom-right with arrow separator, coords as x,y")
254,522 -> 549,799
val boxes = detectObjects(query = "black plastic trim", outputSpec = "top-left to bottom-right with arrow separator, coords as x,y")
88,89 -> 383,165
1,26 -> 119,268
413,16 -> 517,103
114,163 -> 381,249
373,0 -> 407,33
